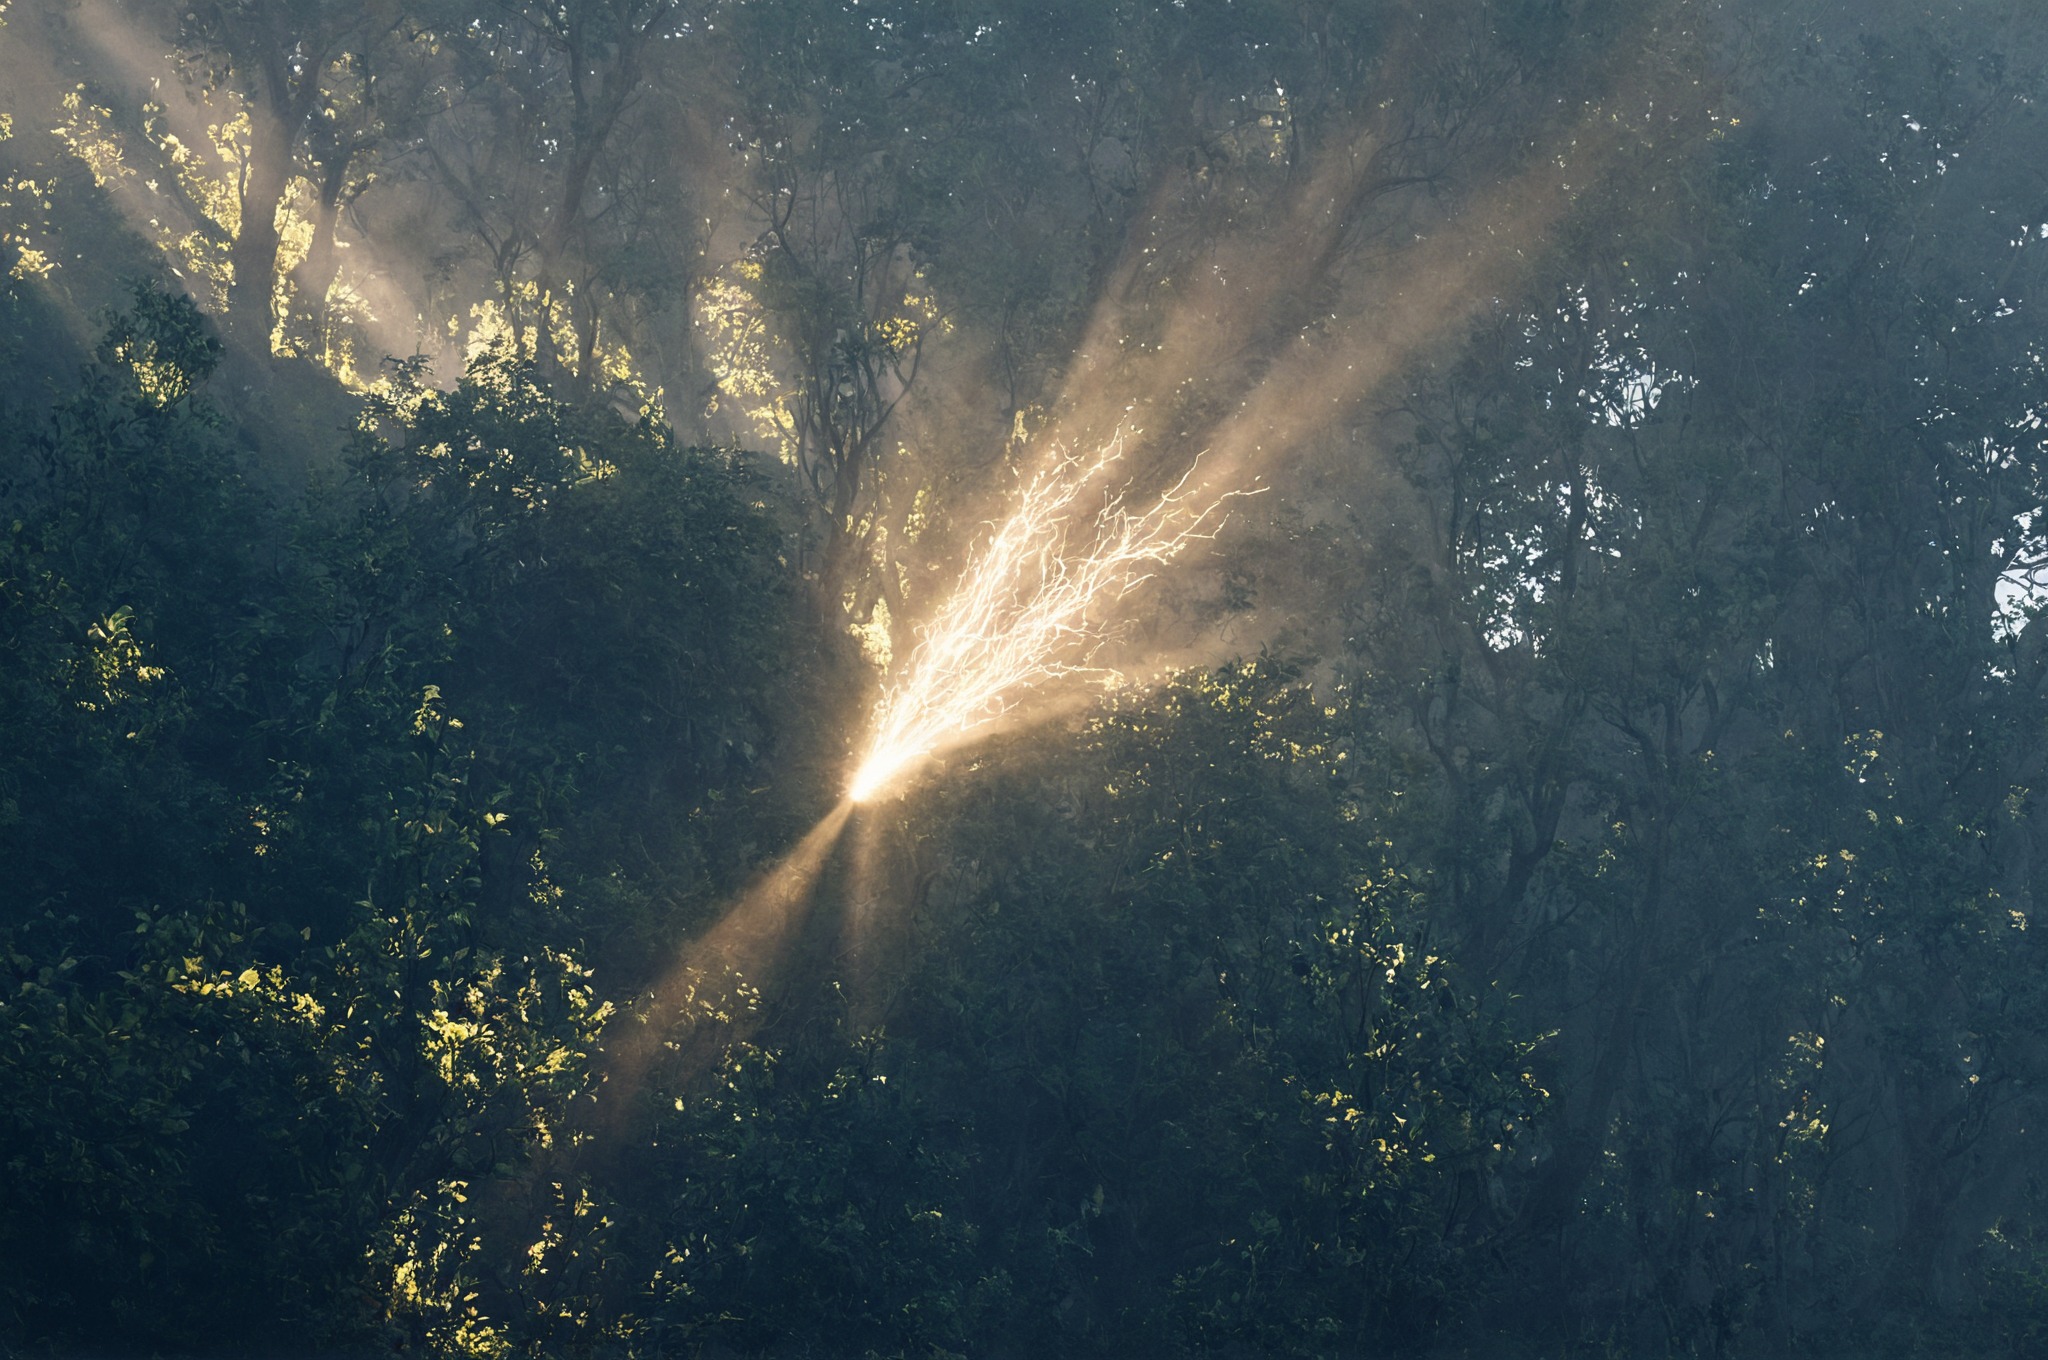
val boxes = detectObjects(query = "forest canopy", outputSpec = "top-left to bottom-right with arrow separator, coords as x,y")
4,1 -> 2048,1357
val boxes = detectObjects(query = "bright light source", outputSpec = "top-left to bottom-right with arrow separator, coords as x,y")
847,437 -> 1250,801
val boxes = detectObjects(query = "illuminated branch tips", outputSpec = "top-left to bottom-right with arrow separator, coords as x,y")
848,437 -> 1255,802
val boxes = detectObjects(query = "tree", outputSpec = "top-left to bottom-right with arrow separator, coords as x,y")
407,0 -> 707,397
170,0 -> 397,341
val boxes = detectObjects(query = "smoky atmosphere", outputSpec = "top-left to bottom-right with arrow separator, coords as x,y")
3,1 -> 2047,1357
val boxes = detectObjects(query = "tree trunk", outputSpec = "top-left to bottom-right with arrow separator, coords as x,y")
230,107 -> 294,345
296,156 -> 351,350
532,131 -> 609,391
1517,821 -> 1669,1245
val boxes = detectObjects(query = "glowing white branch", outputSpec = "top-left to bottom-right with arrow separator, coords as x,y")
848,439 -> 1247,801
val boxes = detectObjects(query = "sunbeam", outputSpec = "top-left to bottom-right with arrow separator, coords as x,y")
846,438 -> 1256,802
844,96 -> 1608,804
593,799 -> 856,1123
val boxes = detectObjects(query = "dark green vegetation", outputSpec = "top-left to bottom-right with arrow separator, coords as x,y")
6,1 -> 2048,1356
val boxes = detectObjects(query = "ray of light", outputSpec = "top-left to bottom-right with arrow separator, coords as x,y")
592,798 -> 854,1124
845,69 -> 1648,809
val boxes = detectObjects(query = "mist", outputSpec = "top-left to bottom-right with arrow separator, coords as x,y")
4,2 -> 2048,1357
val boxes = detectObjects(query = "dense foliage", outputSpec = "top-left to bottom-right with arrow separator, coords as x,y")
7,1 -> 2048,1357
